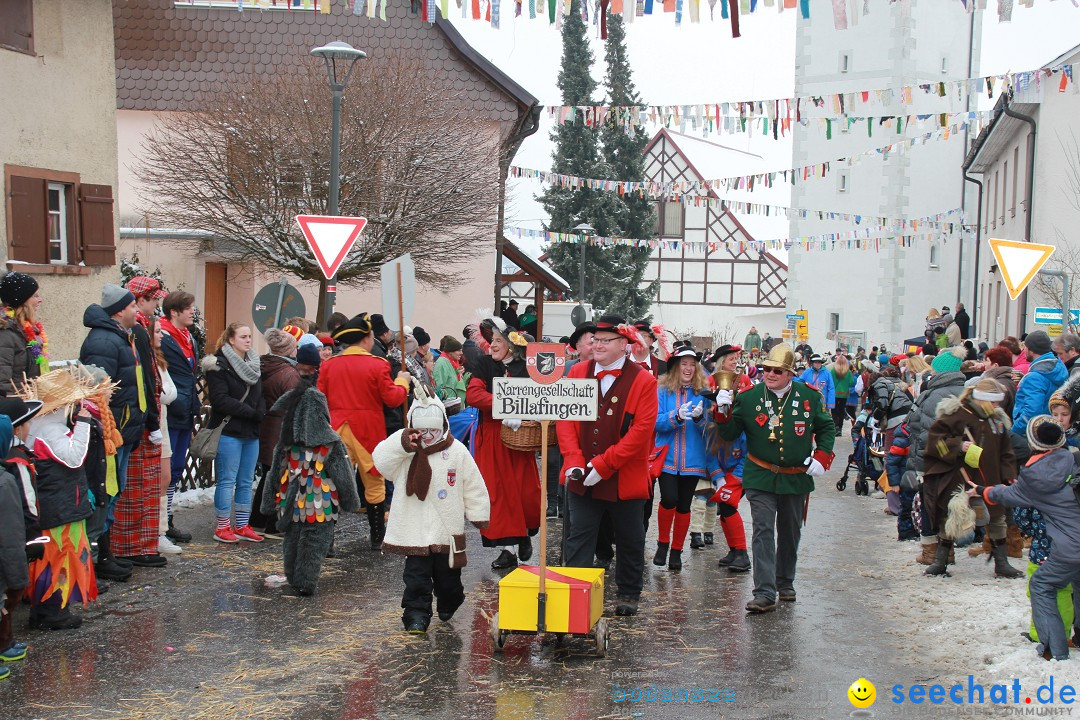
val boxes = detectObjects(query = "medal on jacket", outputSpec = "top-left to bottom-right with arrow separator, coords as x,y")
768,415 -> 780,442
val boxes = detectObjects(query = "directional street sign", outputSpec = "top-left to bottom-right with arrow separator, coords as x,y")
988,238 -> 1055,300
295,214 -> 368,280
379,253 -> 416,332
1033,307 -> 1080,326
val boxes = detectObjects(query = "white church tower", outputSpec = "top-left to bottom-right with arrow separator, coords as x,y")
786,0 -> 981,353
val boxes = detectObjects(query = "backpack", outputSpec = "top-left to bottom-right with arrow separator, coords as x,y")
869,378 -> 913,425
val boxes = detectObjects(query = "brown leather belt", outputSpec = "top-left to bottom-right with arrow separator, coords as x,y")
748,454 -> 806,475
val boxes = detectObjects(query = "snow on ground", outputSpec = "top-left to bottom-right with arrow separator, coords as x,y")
173,486 -> 215,509
849,490 -> 1079,708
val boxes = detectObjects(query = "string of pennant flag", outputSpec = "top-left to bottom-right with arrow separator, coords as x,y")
548,64 -> 1074,137
507,225 -> 965,254
510,117 -> 978,200
176,0 -> 1077,38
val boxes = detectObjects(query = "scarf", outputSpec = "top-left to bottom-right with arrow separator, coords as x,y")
160,318 -> 195,363
221,344 -> 262,385
4,307 -> 49,373
402,432 -> 454,501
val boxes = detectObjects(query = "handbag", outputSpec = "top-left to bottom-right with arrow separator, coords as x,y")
190,386 -> 250,462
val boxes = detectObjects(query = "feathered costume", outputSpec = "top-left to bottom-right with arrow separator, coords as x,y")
263,378 -> 359,595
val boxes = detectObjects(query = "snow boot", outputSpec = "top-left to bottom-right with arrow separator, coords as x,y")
653,542 -> 669,566
968,536 -> 992,558
518,536 -> 533,562
703,532 -> 714,545
991,539 -> 1024,579
668,550 -> 682,572
94,532 -> 133,582
689,533 -> 704,550
924,540 -> 953,576
166,516 -> 192,544
366,502 -> 385,550
717,548 -> 739,567
1006,524 -> 1024,559
726,549 -> 751,573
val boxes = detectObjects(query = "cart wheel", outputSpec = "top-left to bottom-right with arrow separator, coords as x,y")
593,618 -> 609,658
836,479 -> 847,492
490,613 -> 506,653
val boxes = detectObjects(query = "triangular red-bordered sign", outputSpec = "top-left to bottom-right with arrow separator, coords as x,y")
295,214 -> 368,280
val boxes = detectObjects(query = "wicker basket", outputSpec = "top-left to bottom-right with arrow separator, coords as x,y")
500,420 -> 557,451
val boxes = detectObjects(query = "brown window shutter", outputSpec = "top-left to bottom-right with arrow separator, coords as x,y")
0,0 -> 33,55
7,175 -> 49,265
78,184 -> 116,266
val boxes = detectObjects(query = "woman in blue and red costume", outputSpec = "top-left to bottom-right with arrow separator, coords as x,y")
466,317 -> 540,571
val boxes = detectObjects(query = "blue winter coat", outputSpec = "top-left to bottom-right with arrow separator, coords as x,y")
655,385 -> 713,478
715,433 -> 747,481
986,448 -> 1080,560
797,367 -> 836,408
79,305 -> 154,447
1012,352 -> 1068,437
885,422 -> 910,488
161,333 -> 200,433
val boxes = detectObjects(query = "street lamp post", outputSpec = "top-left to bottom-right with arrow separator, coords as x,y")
311,40 -> 366,328
573,222 -> 595,309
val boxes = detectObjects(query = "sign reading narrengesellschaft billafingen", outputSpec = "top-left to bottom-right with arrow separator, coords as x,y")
492,377 -> 598,421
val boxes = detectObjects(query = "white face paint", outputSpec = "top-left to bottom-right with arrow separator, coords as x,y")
418,428 -> 441,446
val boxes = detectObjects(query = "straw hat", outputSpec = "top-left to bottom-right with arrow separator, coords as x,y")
19,365 -> 118,417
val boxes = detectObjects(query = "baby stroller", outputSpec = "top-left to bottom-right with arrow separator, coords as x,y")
837,411 -> 885,495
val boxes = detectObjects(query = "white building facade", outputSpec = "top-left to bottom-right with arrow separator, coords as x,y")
787,0 -> 981,352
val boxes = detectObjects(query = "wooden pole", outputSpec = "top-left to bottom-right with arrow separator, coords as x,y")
397,261 -> 408,420
537,419 -> 549,633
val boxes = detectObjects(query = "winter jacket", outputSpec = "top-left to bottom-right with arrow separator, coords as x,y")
797,367 -> 836,408
0,465 -> 28,595
1012,352 -> 1069,437
743,331 -> 762,352
433,354 -> 468,404
202,352 -> 265,440
655,385 -> 714,478
373,337 -> 405,436
462,339 -> 484,376
716,434 -> 747,480
868,376 -> 912,430
79,305 -> 156,446
831,367 -> 855,401
924,396 -> 1016,488
262,382 -> 360,527
946,323 -> 962,347
981,367 -> 1018,416
317,346 -> 408,455
985,448 -> 1080,561
954,309 -> 970,339
26,412 -> 93,530
903,370 -> 967,475
885,422 -> 911,488
161,331 -> 200,433
0,314 -> 39,396
257,354 -> 301,466
376,429 -> 491,557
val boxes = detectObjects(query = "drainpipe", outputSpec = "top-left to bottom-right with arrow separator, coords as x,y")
956,5 -> 977,319
494,104 -> 542,309
1002,103 -> 1037,333
961,172 -> 983,336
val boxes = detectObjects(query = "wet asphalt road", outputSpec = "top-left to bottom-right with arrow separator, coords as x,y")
4,434 -> 940,720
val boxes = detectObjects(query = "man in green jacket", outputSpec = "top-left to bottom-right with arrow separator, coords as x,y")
744,326 -> 763,355
715,343 -> 836,614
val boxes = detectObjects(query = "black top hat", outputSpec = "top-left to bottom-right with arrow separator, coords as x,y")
332,313 -> 373,345
369,314 -> 391,338
668,340 -> 701,365
593,314 -> 627,334
708,344 -> 741,364
0,397 -> 43,427
568,322 -> 597,350
632,321 -> 656,339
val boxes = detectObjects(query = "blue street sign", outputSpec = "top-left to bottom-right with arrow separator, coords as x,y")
1033,307 -> 1080,325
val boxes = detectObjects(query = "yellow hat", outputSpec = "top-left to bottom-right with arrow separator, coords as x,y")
762,343 -> 796,374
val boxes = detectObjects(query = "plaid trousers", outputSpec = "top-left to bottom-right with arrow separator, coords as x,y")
112,432 -> 162,558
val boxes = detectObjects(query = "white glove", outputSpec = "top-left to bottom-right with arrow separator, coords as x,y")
502,418 -> 522,431
804,456 -> 825,477
149,429 -> 163,446
583,467 -> 603,487
715,389 -> 734,407
691,402 -> 704,419
677,402 -> 693,421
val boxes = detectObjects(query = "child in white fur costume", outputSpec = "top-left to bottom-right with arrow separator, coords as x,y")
374,386 -> 490,633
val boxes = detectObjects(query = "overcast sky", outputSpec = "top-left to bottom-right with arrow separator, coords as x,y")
444,3 -> 1079,260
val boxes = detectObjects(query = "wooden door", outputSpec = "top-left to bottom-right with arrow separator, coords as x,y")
203,262 -> 227,354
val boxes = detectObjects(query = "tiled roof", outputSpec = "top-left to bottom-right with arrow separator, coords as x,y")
114,0 -> 536,125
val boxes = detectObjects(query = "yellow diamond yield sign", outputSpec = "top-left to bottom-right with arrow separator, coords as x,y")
988,238 -> 1055,300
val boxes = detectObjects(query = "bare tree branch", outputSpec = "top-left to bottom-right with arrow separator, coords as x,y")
136,56 -> 502,289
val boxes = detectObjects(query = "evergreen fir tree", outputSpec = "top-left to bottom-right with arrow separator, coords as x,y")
541,8 -> 656,320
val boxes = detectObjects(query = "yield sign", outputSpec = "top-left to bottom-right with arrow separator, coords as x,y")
988,238 -> 1056,300
295,214 -> 368,280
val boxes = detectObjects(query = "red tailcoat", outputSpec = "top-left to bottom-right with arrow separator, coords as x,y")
557,360 -> 659,502
317,347 -> 406,452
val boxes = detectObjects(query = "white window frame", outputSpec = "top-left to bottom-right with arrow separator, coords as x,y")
839,52 -> 851,74
929,243 -> 940,270
47,182 -> 68,265
838,171 -> 850,194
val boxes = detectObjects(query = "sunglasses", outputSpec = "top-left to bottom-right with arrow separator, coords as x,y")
762,367 -> 787,375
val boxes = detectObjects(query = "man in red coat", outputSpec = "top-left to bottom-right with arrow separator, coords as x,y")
319,313 -> 410,549
557,314 -> 658,616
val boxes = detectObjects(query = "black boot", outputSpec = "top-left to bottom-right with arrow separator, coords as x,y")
518,536 -> 533,562
366,502 -> 385,550
991,539 -> 1024,579
689,533 -> 704,550
924,539 -> 953,576
94,531 -> 132,582
717,548 -> 738,567
703,532 -> 714,545
166,515 -> 192,544
653,542 -> 669,566
490,549 -> 517,570
668,549 -> 682,571
726,549 -> 751,573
